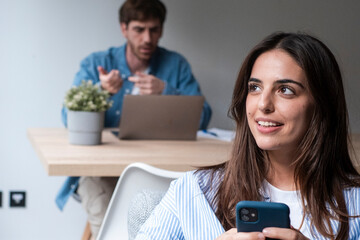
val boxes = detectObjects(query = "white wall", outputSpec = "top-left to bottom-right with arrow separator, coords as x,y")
0,0 -> 122,239
161,0 -> 360,131
0,0 -> 359,239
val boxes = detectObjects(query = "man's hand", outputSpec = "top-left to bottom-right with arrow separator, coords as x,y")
98,66 -> 123,94
128,71 -> 165,95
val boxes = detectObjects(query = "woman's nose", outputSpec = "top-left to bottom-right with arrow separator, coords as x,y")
258,91 -> 274,113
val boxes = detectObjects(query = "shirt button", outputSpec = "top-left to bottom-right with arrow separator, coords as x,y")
125,89 -> 130,94
121,74 -> 126,79
116,110 -> 120,115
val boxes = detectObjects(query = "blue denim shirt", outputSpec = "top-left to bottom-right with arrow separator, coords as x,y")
56,44 -> 212,210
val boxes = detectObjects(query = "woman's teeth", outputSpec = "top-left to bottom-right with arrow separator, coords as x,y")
257,121 -> 279,127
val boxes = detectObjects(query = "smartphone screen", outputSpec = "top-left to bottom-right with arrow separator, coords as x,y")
236,201 -> 290,233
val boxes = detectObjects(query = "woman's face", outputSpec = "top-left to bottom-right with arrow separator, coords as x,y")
246,49 -> 314,153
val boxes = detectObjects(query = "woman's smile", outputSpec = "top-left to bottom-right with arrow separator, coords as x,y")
256,118 -> 284,134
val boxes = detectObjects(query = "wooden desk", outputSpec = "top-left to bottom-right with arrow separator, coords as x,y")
27,128 -> 232,176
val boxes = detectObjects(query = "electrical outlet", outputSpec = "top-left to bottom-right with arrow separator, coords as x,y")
0,191 -> 2,207
10,191 -> 26,208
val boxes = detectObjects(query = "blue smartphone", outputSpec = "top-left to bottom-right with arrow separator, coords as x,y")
236,201 -> 290,234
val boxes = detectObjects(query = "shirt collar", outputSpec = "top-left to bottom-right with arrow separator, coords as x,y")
259,187 -> 271,202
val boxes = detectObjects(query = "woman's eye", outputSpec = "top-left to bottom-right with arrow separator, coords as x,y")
279,86 -> 294,95
248,84 -> 260,92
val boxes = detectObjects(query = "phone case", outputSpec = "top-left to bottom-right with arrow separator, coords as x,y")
236,201 -> 290,232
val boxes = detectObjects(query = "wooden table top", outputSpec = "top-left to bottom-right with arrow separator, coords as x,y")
27,128 -> 233,176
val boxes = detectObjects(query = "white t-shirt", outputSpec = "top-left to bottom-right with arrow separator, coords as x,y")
262,181 -> 311,238
131,68 -> 150,95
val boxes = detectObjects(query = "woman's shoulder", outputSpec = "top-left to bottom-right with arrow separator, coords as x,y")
173,169 -> 223,191
343,186 -> 360,213
344,185 -> 360,197
341,186 -> 360,238
169,169 -> 223,210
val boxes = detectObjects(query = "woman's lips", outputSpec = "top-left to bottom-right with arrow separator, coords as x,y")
256,120 -> 283,134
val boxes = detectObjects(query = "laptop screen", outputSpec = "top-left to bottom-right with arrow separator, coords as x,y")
118,95 -> 204,140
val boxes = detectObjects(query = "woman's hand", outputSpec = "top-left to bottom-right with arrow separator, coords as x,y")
261,227 -> 309,240
216,227 -> 309,240
215,228 -> 264,240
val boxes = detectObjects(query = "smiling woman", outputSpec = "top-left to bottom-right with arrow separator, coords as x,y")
135,32 -> 360,240
215,32 -> 360,239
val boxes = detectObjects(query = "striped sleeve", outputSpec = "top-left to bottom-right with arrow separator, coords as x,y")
135,179 -> 184,240
306,186 -> 360,239
135,171 -> 224,240
345,187 -> 360,239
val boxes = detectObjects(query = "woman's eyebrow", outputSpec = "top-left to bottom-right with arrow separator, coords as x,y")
248,78 -> 261,83
248,78 -> 305,89
276,79 -> 305,89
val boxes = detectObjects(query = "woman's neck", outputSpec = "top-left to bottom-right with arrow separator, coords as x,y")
266,150 -> 297,191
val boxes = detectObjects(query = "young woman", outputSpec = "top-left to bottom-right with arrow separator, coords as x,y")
135,32 -> 360,239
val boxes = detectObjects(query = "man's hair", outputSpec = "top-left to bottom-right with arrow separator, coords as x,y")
119,0 -> 166,26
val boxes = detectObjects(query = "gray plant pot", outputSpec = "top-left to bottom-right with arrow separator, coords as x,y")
67,110 -> 105,145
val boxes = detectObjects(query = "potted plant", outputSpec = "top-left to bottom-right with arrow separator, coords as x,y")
64,80 -> 113,145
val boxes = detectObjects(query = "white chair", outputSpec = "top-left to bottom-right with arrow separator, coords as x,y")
96,162 -> 185,240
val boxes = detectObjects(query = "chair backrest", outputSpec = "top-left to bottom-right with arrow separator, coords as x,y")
97,163 -> 185,240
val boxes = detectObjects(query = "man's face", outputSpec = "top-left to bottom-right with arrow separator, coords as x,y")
121,19 -> 163,61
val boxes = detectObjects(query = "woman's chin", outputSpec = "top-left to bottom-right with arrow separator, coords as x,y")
254,139 -> 280,151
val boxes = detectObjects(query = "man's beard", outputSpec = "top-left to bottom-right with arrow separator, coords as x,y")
129,42 -> 155,61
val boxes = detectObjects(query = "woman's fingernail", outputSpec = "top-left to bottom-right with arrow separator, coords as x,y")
262,228 -> 269,234
258,233 -> 265,240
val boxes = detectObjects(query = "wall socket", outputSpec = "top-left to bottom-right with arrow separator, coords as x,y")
10,191 -> 26,208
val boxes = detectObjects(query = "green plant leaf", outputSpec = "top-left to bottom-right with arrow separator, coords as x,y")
64,80 -> 113,112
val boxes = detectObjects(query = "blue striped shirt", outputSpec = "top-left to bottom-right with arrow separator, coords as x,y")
135,170 -> 360,239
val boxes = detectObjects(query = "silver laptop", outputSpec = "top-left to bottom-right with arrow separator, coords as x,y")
118,95 -> 204,140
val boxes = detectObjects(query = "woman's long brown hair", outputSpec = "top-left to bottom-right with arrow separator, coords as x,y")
210,32 -> 360,239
